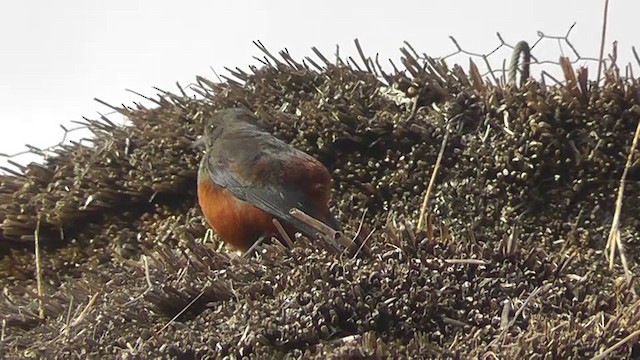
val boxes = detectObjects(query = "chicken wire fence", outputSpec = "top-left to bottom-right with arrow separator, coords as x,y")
0,23 -> 634,174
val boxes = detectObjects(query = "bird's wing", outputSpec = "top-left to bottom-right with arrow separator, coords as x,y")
204,151 -> 328,240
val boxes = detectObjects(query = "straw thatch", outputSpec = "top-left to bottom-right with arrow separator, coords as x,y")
0,39 -> 639,359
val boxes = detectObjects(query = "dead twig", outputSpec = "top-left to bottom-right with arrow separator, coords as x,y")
417,127 -> 449,230
272,218 -> 294,248
444,259 -> 489,265
596,0 -> 610,85
155,289 -> 205,336
489,284 -> 552,348
590,328 -> 640,360
605,117 -> 639,281
34,218 -> 45,319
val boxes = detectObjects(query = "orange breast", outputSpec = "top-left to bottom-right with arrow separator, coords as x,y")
197,177 -> 277,251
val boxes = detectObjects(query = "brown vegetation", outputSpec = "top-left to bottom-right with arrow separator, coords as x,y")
0,40 -> 639,358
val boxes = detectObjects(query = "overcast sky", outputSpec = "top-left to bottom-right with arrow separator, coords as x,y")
0,1 -> 637,170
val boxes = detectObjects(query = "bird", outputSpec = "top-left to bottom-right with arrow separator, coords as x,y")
195,107 -> 340,252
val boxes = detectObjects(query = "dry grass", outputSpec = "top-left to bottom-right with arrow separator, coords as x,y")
0,33 -> 639,358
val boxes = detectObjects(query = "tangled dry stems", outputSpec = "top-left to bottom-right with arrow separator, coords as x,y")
0,39 -> 638,358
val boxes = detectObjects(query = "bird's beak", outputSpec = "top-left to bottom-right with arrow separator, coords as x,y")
190,136 -> 206,150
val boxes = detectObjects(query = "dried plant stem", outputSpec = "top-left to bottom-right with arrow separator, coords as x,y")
290,208 -> 340,240
34,218 -> 45,319
242,234 -> 268,258
444,259 -> 489,265
70,292 -> 99,327
289,208 -> 342,253
155,289 -> 205,336
605,118 -> 640,280
272,218 -> 294,248
490,284 -> 552,348
590,328 -> 640,360
596,0 -> 610,85
417,130 -> 449,230
289,208 -> 369,256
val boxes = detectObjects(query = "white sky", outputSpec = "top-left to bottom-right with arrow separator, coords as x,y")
0,1 -> 637,170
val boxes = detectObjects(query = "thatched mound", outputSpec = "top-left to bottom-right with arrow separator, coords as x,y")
1,41 -> 639,359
